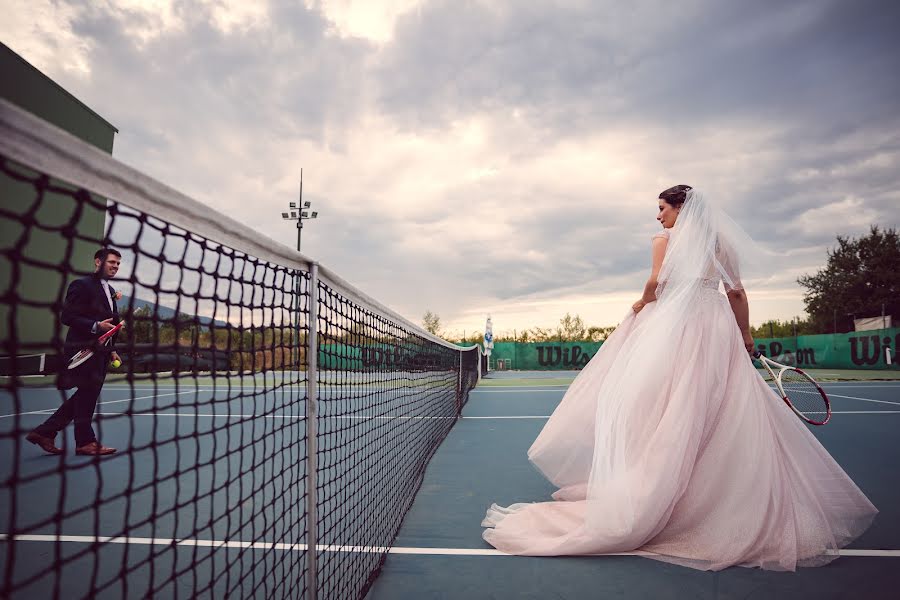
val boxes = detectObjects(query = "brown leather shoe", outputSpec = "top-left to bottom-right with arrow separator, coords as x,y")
75,441 -> 117,456
26,431 -> 63,455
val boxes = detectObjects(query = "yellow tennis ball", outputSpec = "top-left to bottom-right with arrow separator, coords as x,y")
111,358 -> 122,368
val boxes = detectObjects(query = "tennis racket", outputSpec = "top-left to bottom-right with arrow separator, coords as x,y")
67,321 -> 124,370
753,351 -> 831,425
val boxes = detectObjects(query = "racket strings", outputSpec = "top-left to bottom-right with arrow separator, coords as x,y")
780,370 -> 829,419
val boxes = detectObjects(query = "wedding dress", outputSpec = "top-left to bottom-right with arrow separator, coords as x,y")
482,190 -> 876,571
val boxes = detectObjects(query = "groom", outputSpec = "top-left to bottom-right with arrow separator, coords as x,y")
26,248 -> 123,456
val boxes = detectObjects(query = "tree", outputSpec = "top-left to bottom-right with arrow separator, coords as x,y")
525,327 -> 554,342
460,332 -> 484,345
750,318 -> 815,339
798,226 -> 900,333
422,310 -> 442,335
586,325 -> 616,342
558,313 -> 586,341
122,305 -> 154,343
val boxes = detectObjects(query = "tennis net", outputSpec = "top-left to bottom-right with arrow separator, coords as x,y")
0,98 -> 481,599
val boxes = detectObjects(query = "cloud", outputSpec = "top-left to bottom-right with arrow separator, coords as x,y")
3,0 -> 899,336
784,196 -> 879,238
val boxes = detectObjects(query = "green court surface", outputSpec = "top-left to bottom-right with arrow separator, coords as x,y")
366,378 -> 900,599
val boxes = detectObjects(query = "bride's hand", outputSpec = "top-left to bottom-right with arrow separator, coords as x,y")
632,300 -> 645,314
742,330 -> 754,353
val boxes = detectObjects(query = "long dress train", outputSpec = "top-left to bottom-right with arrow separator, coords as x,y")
482,231 -> 876,571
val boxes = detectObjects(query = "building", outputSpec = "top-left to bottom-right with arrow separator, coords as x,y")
0,42 -> 118,374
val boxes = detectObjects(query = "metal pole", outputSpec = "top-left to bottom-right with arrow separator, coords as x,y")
297,169 -> 304,252
305,262 -> 319,599
457,351 -> 463,417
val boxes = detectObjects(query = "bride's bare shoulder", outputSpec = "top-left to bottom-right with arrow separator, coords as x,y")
651,229 -> 670,241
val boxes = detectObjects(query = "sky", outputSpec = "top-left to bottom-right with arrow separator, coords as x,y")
3,0 -> 899,339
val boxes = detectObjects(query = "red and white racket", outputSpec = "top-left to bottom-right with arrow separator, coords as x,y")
67,321 -> 124,370
753,351 -> 831,425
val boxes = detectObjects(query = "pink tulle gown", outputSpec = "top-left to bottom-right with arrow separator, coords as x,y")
482,230 -> 877,571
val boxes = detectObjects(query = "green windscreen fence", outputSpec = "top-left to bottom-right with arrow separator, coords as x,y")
487,341 -> 603,371
752,327 -> 900,370
485,327 -> 900,371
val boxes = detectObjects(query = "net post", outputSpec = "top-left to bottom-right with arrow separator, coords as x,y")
456,351 -> 463,417
305,262 -> 319,600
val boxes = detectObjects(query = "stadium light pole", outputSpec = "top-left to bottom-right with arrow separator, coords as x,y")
281,169 -> 319,253
280,170 -> 320,412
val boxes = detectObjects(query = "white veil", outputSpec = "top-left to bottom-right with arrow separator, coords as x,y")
532,188 -> 764,549
656,188 -> 759,298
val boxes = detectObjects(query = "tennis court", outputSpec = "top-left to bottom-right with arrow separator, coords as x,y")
0,371 -> 472,598
365,375 -> 900,599
3,375 -> 897,598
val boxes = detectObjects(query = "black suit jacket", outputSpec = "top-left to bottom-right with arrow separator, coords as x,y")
57,275 -> 119,389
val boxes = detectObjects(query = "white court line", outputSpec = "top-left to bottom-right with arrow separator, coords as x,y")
86,411 -> 900,421
473,389 -> 566,394
95,390 -> 197,407
820,385 -> 900,389
95,412 -> 458,421
8,383 -> 897,394
472,383 -> 572,392
0,390 -> 197,419
821,410 -> 900,414
1,534 -> 897,558
462,410 -> 900,418
463,415 -> 550,419
828,394 -> 900,407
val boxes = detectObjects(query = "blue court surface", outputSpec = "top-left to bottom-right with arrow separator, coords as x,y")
1,376 -> 899,598
365,378 -> 900,599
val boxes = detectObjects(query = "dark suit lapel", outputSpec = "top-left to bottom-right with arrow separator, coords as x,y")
109,283 -> 118,315
92,277 -> 104,312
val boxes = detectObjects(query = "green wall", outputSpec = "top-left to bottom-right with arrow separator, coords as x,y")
487,341 -> 604,370
0,42 -> 117,366
485,327 -> 900,372
753,327 -> 900,370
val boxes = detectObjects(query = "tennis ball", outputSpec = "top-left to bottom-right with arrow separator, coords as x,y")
111,358 -> 122,368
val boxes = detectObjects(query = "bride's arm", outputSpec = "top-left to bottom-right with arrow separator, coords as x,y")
726,288 -> 755,352
632,237 -> 668,313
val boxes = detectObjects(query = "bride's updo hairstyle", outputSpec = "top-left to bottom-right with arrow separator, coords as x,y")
658,184 -> 693,208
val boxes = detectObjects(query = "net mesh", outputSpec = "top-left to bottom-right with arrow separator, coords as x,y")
0,102 -> 481,599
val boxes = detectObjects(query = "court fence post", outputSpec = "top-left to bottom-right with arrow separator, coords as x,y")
305,262 -> 319,600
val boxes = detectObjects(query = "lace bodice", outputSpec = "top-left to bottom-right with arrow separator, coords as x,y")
651,228 -> 737,291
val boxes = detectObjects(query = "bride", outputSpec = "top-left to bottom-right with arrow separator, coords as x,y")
482,185 -> 877,571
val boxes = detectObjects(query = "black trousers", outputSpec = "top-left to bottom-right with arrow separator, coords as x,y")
37,356 -> 107,446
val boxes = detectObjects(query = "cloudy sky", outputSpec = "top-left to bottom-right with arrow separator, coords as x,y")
3,0 -> 899,338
